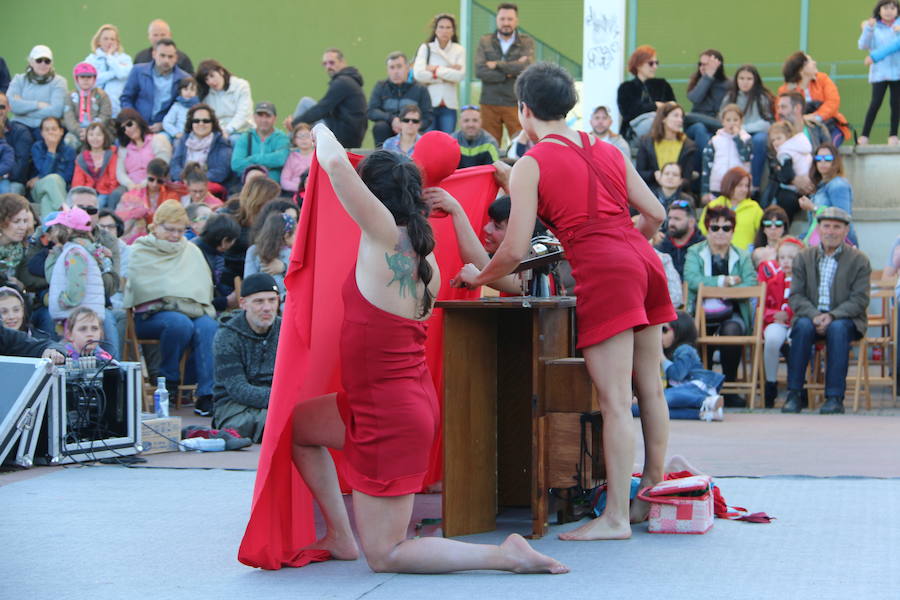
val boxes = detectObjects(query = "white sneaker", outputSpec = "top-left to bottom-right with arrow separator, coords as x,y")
699,395 -> 724,422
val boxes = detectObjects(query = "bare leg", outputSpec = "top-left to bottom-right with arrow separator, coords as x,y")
630,324 -> 670,523
352,491 -> 568,574
665,454 -> 706,476
291,393 -> 359,560
559,330 -> 635,541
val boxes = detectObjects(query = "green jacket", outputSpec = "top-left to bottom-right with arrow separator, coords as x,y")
683,241 -> 758,331
230,129 -> 290,183
789,244 -> 870,336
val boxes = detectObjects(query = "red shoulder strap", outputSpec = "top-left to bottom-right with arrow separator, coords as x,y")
542,132 -> 622,218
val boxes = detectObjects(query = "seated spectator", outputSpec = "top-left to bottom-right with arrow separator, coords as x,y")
617,45 -> 675,141
776,91 -> 830,152
114,108 -> 173,202
699,166 -> 761,251
61,306 -> 113,361
192,213 -> 241,315
179,162 -> 224,209
684,49 -> 729,157
655,242 -> 684,308
653,163 -> 693,211
799,142 -> 857,246
124,199 -> 217,406
162,77 -> 199,141
115,158 -> 181,242
655,199 -> 704,279
368,51 -> 432,146
231,102 -> 289,184
210,272 -> 281,437
222,176 -> 281,285
72,122 -> 118,206
751,204 -> 790,266
765,119 -> 812,222
635,102 -> 696,191
782,207 -> 870,414
184,202 -> 212,240
244,211 -> 296,299
0,130 -> 14,194
0,193 -> 31,284
120,38 -> 190,131
589,105 -> 630,159
29,117 -> 74,217
84,24 -> 132,116
722,65 -> 776,190
280,123 -> 314,198
96,208 -> 129,308
62,63 -> 112,149
684,205 -> 758,406
0,91 -> 34,194
382,105 -> 423,157
412,12 -> 466,134
700,104 -> 752,204
248,199 -> 299,245
778,52 -> 850,145
196,60 -> 255,137
65,186 -> 121,299
170,104 -> 233,195
859,4 -> 900,146
0,282 -> 50,338
452,106 -> 499,168
505,128 -> 535,160
133,19 -> 194,74
7,46 -> 67,135
287,48 -> 367,148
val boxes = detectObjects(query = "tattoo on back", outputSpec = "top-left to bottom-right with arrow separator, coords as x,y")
385,233 -> 418,299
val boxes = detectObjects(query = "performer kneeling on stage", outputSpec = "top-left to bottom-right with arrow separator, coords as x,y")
290,122 -> 567,574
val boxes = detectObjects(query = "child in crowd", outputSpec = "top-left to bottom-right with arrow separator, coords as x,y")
766,121 -> 812,222
162,77 -> 199,141
116,158 -> 182,243
185,202 -> 213,241
652,162 -> 693,210
243,211 -> 296,299
0,131 -> 14,193
280,122 -> 314,199
62,306 -> 113,361
700,104 -> 752,203
72,122 -> 118,206
192,213 -> 242,313
758,236 -> 804,408
858,1 -> 900,145
181,161 -> 224,209
62,62 -> 112,149
632,311 -> 725,421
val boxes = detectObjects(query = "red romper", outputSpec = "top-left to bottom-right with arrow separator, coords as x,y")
336,268 -> 440,496
527,132 -> 676,348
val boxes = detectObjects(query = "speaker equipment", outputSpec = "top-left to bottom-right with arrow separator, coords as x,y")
0,357 -> 55,468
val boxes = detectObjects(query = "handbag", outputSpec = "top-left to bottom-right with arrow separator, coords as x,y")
636,474 -> 715,534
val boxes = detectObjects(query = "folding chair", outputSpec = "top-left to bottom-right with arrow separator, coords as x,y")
123,309 -> 196,410
854,286 -> 898,410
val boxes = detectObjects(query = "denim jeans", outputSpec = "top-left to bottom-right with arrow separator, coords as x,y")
103,308 -> 122,359
134,310 -> 218,397
750,131 -> 769,189
788,316 -> 860,397
0,179 -> 10,193
429,106 -> 457,134
631,382 -> 706,420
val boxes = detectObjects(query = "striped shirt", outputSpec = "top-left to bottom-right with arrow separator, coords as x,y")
817,245 -> 843,312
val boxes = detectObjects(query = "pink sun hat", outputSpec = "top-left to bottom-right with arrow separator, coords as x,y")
45,206 -> 93,232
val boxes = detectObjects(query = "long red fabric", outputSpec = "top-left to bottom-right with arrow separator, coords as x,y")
237,155 -> 498,570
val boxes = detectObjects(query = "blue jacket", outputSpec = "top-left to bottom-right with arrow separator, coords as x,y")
0,138 -> 14,179
3,121 -> 33,183
170,132 -> 234,184
119,63 -> 189,125
663,344 -> 725,392
810,176 -> 857,245
860,21 -> 900,83
30,139 -> 75,184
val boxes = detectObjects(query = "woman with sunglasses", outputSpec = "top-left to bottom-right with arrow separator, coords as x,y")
617,45 -> 676,141
798,143 -> 857,245
382,105 -> 422,157
113,108 -> 173,207
684,205 -> 757,406
170,104 -> 233,197
751,204 -> 790,267
698,166 -> 762,251
413,13 -> 466,134
7,46 -> 67,135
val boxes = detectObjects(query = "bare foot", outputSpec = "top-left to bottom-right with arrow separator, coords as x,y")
857,136 -> 869,146
665,454 -> 706,476
889,136 -> 899,146
301,533 -> 359,560
557,515 -> 631,541
501,534 -> 569,574
629,494 -> 651,524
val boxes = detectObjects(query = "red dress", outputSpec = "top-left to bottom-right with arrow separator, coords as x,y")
336,268 -> 440,496
527,132 -> 676,347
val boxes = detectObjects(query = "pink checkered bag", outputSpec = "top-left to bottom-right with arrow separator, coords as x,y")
636,475 -> 714,534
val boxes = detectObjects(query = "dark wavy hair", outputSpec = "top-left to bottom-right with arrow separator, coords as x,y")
250,199 -> 299,244
357,150 -> 435,318
0,193 -> 30,228
704,205 -> 737,230
515,62 -> 577,121
664,310 -> 698,359
782,51 -> 809,84
115,108 -> 151,147
723,64 -> 775,122
752,204 -> 789,249
649,101 -> 685,143
195,59 -> 232,99
426,13 -> 459,43
809,141 -> 845,185
183,103 -> 222,135
687,49 -> 727,92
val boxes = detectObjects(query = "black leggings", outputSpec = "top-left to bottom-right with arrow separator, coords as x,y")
706,317 -> 746,382
862,80 -> 900,137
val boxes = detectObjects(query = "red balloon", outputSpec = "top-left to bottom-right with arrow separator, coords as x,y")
413,131 -> 461,188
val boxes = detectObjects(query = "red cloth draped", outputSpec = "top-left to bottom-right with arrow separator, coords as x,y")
237,155 -> 498,570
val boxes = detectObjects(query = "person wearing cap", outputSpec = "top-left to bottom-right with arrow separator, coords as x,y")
196,59 -> 254,138
7,45 -> 67,134
230,102 -> 289,184
783,206 -> 871,414
84,24 -> 133,116
655,198 -> 704,279
62,63 -> 112,148
209,272 -> 281,434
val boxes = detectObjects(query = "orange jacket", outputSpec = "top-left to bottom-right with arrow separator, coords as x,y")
72,150 -> 119,195
778,72 -> 850,140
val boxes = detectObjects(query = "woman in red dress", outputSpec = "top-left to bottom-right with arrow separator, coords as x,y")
290,122 -> 567,574
454,63 -> 676,540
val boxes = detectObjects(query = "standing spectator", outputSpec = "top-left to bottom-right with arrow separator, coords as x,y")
635,102 -> 697,191
751,204 -> 790,266
0,91 -> 33,194
170,104 -> 233,194
72,122 -> 118,205
451,106 -> 499,168
287,48 -> 367,148
652,163 -> 693,210
799,142 -> 857,246
0,193 -> 31,284
589,105 -> 631,159
280,123 -> 314,197
368,52 -> 432,147
7,46 -> 67,134
196,60 -> 254,138
699,166 -> 762,251
29,117 -> 74,217
162,77 -> 199,141
617,45 -> 676,141
655,199 -> 704,278
858,1 -> 900,145
778,52 -> 850,146
700,103 -> 752,203
84,24 -> 132,115
782,207 -> 870,414
231,102 -> 289,183
133,19 -> 194,74
721,65 -> 776,190
474,2 -> 534,144
413,13 -> 465,134
113,109 -> 173,199
684,49 -> 729,156
119,38 -> 190,131
382,105 -> 423,157
62,63 -> 112,149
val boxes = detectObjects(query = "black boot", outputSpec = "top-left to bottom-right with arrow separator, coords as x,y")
194,395 -> 214,417
819,396 -> 845,414
782,390 -> 802,413
765,381 -> 778,408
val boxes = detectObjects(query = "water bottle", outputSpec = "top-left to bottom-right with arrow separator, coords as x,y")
153,377 -> 169,418
179,437 -> 226,452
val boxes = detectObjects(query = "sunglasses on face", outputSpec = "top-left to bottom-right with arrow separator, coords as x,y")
35,58 -> 52,65
0,104 -> 6,110
192,118 -> 213,124
647,60 -> 660,66
121,120 -> 135,130
146,176 -> 163,183
763,219 -> 785,228
661,325 -> 670,334
76,204 -> 99,215
400,118 -> 420,124
708,224 -> 733,233
814,155 -> 835,162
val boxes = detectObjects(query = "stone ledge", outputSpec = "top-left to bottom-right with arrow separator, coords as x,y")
849,208 -> 900,222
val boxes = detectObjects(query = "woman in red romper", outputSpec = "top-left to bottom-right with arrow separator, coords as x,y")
290,123 -> 567,574
454,63 -> 677,540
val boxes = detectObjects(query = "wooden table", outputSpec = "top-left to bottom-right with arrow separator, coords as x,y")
437,296 -> 579,538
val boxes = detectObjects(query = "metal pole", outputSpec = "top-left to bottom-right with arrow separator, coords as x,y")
460,0 -> 473,106
627,0 -> 638,57
799,0 -> 809,52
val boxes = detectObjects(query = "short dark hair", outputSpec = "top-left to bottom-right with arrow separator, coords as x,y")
324,47 -> 344,60
386,51 -> 407,64
398,104 -> 421,119
488,195 -> 511,222
665,311 -> 698,359
177,76 -> 197,93
704,205 -> 737,230
147,158 -> 169,179
515,62 -> 576,121
153,37 -> 177,51
200,213 -> 241,248
115,108 -> 151,147
778,91 -> 805,110
497,2 -> 518,13
782,51 -> 808,84
874,0 -> 900,19
98,209 -> 124,238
